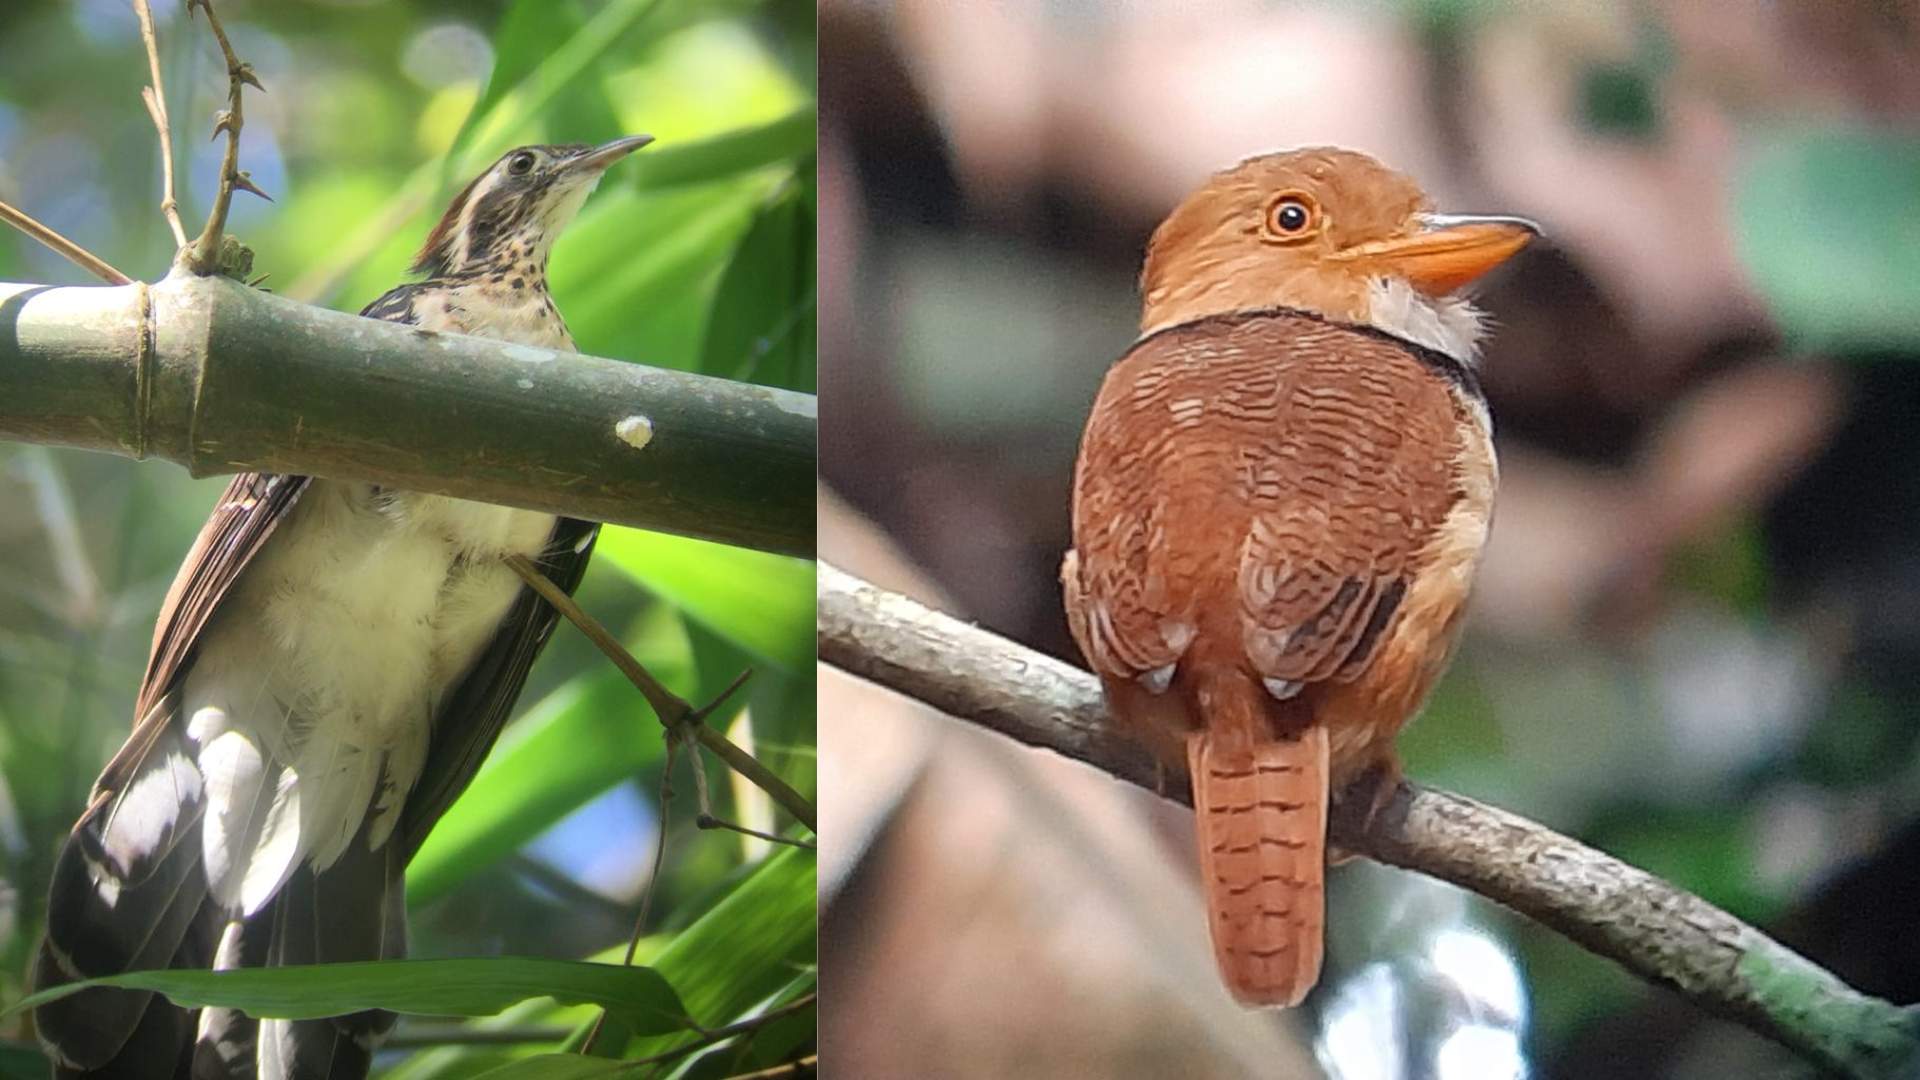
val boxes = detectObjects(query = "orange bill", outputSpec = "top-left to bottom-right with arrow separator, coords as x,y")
1344,213 -> 1539,296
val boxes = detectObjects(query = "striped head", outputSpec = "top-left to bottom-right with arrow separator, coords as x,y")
413,135 -> 654,279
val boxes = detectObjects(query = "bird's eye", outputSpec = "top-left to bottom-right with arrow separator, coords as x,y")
1267,195 -> 1315,238
508,152 -> 537,176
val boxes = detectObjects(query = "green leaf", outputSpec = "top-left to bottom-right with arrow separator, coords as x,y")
1733,131 -> 1920,352
449,0 -> 660,168
627,109 -> 817,190
594,528 -> 814,673
551,178 -> 770,367
408,672 -> 652,907
586,847 -> 816,1056
0,1041 -> 48,1080
470,1056 -> 641,1080
701,179 -> 817,392
8,959 -> 688,1033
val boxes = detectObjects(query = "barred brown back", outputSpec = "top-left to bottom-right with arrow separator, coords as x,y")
1063,307 -> 1487,1006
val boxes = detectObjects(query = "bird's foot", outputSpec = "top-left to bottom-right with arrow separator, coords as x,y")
1328,758 -> 1407,864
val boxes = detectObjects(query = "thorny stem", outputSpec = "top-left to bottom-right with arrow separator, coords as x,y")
182,0 -> 268,276
502,554 -> 818,832
134,0 -> 188,249
0,199 -> 132,285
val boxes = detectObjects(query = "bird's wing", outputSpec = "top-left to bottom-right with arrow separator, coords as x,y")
1231,319 -> 1463,688
93,279 -> 441,799
87,472 -> 312,803
1067,311 -> 1466,691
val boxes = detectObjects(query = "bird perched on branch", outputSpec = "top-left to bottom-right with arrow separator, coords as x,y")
34,134 -> 653,1079
1062,147 -> 1535,1008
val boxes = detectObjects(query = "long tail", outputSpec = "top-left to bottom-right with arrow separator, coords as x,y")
35,706 -> 404,1079
1186,674 -> 1328,1008
35,713 -> 217,1077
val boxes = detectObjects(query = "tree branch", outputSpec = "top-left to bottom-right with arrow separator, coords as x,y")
0,200 -> 133,285
0,276 -> 814,556
816,562 -> 1920,1080
134,0 -> 189,250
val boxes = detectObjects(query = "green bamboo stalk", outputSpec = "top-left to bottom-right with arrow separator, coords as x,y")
0,274 -> 815,557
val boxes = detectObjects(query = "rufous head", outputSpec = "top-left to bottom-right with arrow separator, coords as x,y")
1139,147 -> 1536,361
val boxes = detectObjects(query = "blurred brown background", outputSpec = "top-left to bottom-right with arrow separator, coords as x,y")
817,2 -> 1920,1077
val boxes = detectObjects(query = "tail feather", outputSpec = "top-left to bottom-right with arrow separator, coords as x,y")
195,826 -> 405,1078
1186,679 -> 1328,1008
36,715 -> 216,1073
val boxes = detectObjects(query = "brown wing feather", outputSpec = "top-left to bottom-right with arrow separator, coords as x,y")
1066,310 -> 1461,702
85,473 -> 311,805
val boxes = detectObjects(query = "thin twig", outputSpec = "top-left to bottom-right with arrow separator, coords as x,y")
723,1056 -> 817,1080
133,0 -> 187,249
503,554 -> 817,832
619,993 -> 817,1073
182,0 -> 269,275
816,562 -> 1920,1080
581,737 -> 679,1055
695,814 -> 817,850
0,199 -> 132,285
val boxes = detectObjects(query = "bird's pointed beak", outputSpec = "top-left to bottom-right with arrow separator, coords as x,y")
1339,213 -> 1539,296
568,134 -> 656,174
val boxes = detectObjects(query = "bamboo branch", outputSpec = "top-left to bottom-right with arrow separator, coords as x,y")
816,562 -> 1920,1080
0,200 -> 132,285
0,276 -> 814,556
134,0 -> 189,250
182,0 -> 270,276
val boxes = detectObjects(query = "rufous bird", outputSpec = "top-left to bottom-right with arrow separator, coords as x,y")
1062,147 -> 1535,1007
34,135 -> 652,1078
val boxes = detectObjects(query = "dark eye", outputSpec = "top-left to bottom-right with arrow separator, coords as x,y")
1269,196 -> 1313,236
509,152 -> 536,176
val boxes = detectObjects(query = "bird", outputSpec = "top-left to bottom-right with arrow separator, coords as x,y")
1061,147 -> 1535,1008
32,134 -> 654,1079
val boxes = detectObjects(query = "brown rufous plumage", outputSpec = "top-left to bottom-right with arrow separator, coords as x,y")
1063,148 -> 1534,1007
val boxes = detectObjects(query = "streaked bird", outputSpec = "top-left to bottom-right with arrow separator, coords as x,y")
1062,147 -> 1535,1007
34,134 -> 653,1078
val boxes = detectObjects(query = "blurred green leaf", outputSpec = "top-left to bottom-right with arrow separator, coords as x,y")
409,671 -> 651,908
9,959 -> 687,1033
0,1041 -> 47,1080
1734,131 -> 1920,351
595,528 -> 814,674
471,1056 -> 638,1080
1579,63 -> 1660,138
585,847 -> 816,1056
628,109 -> 816,191
449,0 -> 663,169
702,178 -> 817,392
551,177 -> 769,367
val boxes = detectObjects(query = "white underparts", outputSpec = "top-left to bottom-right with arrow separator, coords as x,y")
1364,277 -> 1488,366
182,484 -> 556,914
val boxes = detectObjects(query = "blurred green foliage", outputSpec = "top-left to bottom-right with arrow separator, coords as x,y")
0,0 -> 815,1071
1735,131 -> 1920,353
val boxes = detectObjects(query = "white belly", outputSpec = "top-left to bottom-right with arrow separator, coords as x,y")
182,480 -> 554,913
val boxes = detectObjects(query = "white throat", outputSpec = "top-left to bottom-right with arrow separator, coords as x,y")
1364,277 -> 1488,365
